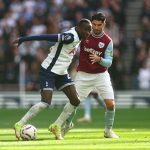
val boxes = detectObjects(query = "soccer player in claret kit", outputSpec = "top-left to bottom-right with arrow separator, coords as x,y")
13,19 -> 92,140
52,12 -> 119,139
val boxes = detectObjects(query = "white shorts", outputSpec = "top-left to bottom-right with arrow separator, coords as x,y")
75,71 -> 114,100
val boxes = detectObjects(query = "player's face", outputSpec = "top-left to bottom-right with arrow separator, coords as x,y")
92,20 -> 105,35
79,23 -> 92,39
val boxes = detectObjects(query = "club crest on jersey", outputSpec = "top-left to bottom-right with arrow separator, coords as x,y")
98,42 -> 105,48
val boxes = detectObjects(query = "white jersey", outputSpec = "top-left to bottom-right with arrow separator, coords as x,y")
41,27 -> 80,75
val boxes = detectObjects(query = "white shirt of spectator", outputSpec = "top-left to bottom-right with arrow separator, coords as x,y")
138,67 -> 150,90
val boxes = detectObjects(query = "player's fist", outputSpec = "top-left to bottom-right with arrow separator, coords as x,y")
12,38 -> 21,47
89,53 -> 101,64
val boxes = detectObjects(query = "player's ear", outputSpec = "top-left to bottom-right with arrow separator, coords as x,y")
103,20 -> 106,27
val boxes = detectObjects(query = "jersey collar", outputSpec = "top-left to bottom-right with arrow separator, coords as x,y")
91,31 -> 104,38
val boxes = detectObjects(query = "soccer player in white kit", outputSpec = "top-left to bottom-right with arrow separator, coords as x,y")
13,19 -> 92,140
52,12 -> 119,139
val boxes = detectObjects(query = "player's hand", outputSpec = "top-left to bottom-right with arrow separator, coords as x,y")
12,38 -> 20,47
89,53 -> 101,64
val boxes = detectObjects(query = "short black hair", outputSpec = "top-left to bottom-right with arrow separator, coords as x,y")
78,18 -> 91,26
91,12 -> 106,22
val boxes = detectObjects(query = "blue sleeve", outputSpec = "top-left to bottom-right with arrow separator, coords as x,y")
19,34 -> 59,44
19,33 -> 74,45
99,41 -> 113,68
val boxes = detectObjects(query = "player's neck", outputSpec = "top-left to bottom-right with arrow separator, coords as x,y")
91,31 -> 104,38
75,26 -> 82,40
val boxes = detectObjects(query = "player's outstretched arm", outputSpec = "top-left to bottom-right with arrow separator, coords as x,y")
12,33 -> 74,47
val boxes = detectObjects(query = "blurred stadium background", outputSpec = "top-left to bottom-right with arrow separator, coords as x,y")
0,0 -> 150,109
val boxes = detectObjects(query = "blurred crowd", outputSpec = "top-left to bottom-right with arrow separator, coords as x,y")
130,0 -> 150,90
0,0 -> 149,91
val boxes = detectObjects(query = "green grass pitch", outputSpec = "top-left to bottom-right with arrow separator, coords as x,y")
0,108 -> 150,150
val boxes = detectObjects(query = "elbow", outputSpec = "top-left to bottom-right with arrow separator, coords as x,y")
107,61 -> 112,68
103,60 -> 112,68
100,58 -> 112,68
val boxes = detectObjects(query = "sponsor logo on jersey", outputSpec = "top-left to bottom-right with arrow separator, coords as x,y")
84,46 -> 102,56
64,34 -> 71,40
61,34 -> 72,41
98,42 -> 105,48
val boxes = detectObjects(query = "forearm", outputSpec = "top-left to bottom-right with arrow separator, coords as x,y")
99,57 -> 112,68
19,34 -> 59,44
18,33 -> 74,45
99,41 -> 113,68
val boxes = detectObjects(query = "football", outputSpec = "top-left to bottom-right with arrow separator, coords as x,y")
20,124 -> 37,140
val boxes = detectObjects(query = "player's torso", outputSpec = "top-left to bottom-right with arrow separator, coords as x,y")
41,28 -> 80,75
77,33 -> 111,73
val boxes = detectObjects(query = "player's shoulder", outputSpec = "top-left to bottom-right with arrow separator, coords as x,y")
64,27 -> 76,35
64,27 -> 79,41
59,28 -> 78,44
64,27 -> 75,35
103,32 -> 112,42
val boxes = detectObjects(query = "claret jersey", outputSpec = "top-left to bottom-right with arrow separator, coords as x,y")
41,27 -> 80,75
77,32 -> 112,73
